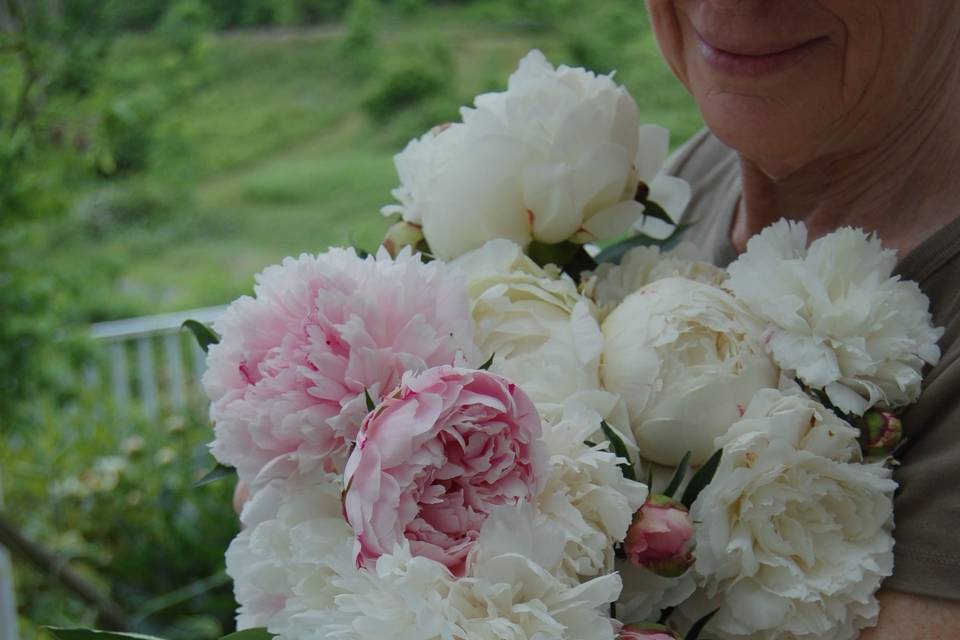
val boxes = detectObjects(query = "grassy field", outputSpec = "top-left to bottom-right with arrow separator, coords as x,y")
55,10 -> 702,316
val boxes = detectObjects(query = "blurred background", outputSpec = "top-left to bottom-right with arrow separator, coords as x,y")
0,0 -> 700,638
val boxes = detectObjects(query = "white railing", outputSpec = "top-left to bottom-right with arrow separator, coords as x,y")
0,478 -> 16,640
88,305 -> 227,421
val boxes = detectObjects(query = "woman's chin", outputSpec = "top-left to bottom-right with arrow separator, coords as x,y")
697,93 -> 828,179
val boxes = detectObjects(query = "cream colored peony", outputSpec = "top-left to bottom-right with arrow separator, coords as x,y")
581,242 -> 727,314
537,400 -> 649,583
683,387 -> 896,640
382,50 -> 690,260
601,277 -> 779,466
285,505 -> 623,640
453,239 -> 607,424
726,220 -> 943,415
225,471 -> 355,636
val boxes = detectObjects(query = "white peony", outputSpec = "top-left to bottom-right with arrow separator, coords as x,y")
601,277 -> 779,466
226,471 -> 355,635
726,220 -> 943,415
537,400 -> 649,583
382,50 -> 690,260
683,387 -> 896,640
453,239 -> 607,424
582,242 -> 727,313
616,560 -> 696,624
286,504 -> 622,640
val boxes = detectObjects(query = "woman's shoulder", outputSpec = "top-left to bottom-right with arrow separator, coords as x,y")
664,127 -> 739,183
664,128 -> 742,266
886,219 -> 960,599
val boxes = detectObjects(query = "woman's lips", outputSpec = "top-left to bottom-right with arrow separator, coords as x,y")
695,32 -> 828,77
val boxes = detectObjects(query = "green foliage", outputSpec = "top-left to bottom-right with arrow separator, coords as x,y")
365,61 -> 449,120
664,451 -> 691,499
391,0 -> 426,16
339,0 -> 383,74
5,401 -> 238,639
562,2 -> 643,74
182,320 -> 221,353
71,181 -> 181,237
363,38 -> 457,144
192,464 -> 237,488
600,421 -> 637,481
156,0 -> 213,54
680,449 -> 723,509
218,630 -> 273,640
46,629 -> 169,640
95,97 -> 162,176
44,625 -> 274,640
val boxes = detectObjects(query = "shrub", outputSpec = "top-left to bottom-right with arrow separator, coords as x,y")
363,39 -> 455,121
71,180 -> 179,237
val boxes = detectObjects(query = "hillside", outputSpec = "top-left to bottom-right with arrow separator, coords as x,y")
50,11 -> 701,315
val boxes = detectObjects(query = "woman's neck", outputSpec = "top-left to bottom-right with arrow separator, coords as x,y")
731,72 -> 960,258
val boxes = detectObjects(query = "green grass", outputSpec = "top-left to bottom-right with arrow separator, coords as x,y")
52,10 -> 701,316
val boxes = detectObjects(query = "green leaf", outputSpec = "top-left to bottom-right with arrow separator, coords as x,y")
181,319 -> 220,353
600,420 -> 636,481
45,628 -> 167,640
561,245 -> 599,284
364,388 -> 376,412
680,449 -> 722,509
641,199 -> 674,226
478,354 -> 495,371
527,240 -> 581,268
192,463 -> 236,488
219,630 -> 274,640
664,451 -> 691,499
684,608 -> 719,640
595,222 -> 695,265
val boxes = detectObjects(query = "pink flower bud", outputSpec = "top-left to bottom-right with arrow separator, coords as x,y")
624,494 -> 694,578
620,623 -> 682,640
382,221 -> 425,258
862,410 -> 903,457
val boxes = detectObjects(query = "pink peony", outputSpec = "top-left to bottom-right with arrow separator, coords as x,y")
619,624 -> 681,640
342,365 -> 547,576
203,248 -> 480,484
624,494 -> 694,578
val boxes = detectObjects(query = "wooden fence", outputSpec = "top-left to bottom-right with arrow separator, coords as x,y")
87,305 -> 227,421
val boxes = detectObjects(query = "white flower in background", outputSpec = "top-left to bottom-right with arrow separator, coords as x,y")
582,242 -> 727,313
225,471 -> 355,635
683,387 -> 896,640
537,400 -> 648,582
286,505 -> 622,640
726,220 -> 943,415
382,50 -> 690,260
453,239 -> 606,424
616,560 -> 696,624
601,277 -> 779,466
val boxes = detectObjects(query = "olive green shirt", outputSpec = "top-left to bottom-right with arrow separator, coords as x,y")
665,128 -> 960,599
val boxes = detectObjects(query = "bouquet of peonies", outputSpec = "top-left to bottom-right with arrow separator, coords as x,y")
184,51 -> 942,640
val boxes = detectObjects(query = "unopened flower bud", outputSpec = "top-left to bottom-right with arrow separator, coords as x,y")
382,221 -> 424,258
620,623 -> 682,640
862,410 -> 903,457
624,494 -> 694,578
